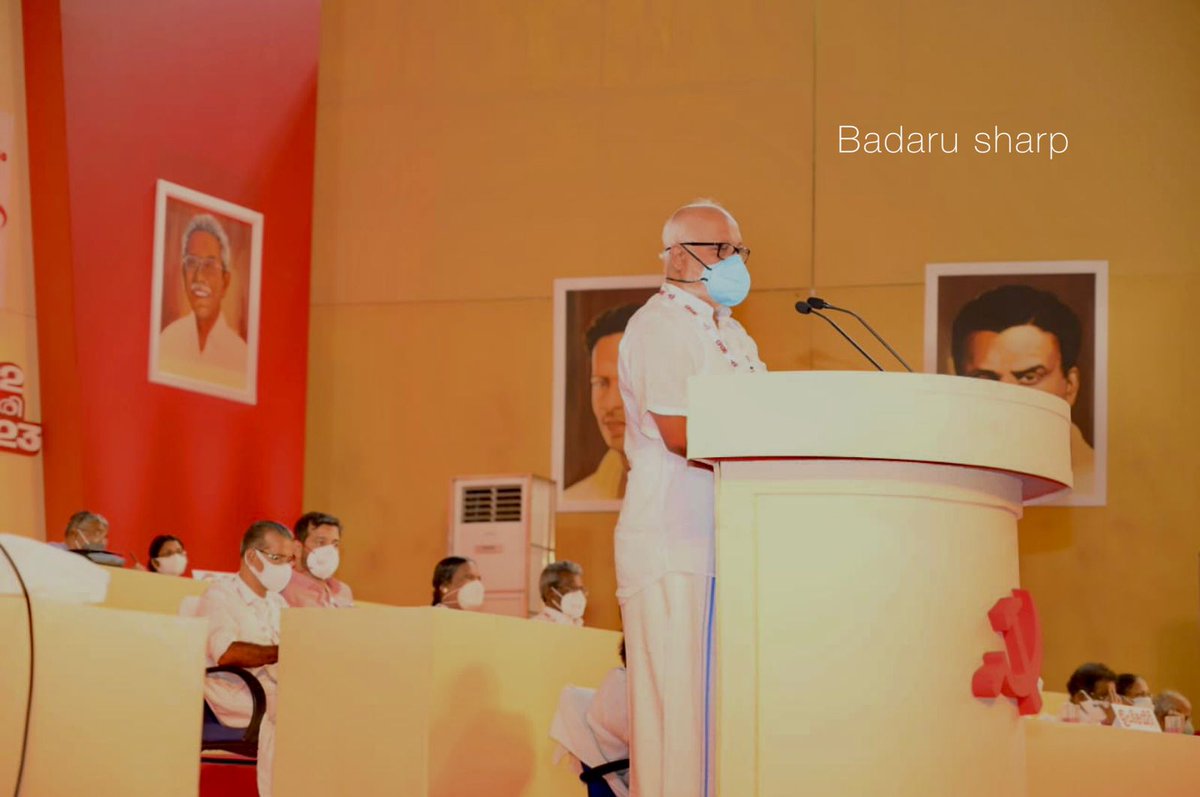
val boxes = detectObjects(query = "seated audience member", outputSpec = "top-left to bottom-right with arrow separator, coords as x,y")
282,512 -> 353,608
148,534 -> 189,576
534,560 -> 587,626
196,521 -> 294,797
1116,672 -> 1152,703
63,510 -> 109,551
586,638 -> 630,780
551,637 -> 630,796
60,510 -> 126,567
431,555 -> 484,610
1154,690 -> 1194,734
1058,662 -> 1118,724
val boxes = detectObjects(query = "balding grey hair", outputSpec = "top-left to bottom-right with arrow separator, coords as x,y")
66,510 -> 108,534
1154,690 -> 1190,718
660,198 -> 740,249
540,560 -> 583,601
240,520 -> 293,556
181,213 -> 232,273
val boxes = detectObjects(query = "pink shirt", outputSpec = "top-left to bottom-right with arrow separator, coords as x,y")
281,569 -> 354,609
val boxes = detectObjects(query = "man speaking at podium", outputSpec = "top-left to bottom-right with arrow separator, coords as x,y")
615,200 -> 766,796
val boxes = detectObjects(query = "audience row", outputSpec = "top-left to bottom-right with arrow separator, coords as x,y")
1060,662 -> 1193,733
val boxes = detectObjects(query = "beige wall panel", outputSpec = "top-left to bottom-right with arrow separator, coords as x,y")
310,0 -> 1200,695
815,0 -> 1200,287
305,300 -> 553,611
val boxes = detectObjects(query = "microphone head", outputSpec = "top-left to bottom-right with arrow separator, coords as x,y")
794,300 -> 813,315
807,296 -> 830,310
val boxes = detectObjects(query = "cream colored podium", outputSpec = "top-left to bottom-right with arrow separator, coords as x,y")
688,372 -> 1073,797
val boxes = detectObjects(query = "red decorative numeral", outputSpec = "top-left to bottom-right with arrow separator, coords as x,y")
0,363 -> 41,457
972,589 -> 1043,716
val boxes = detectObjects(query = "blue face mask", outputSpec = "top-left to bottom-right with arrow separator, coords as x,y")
701,254 -> 752,307
670,253 -> 751,307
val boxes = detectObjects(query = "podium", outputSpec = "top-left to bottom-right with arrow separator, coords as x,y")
688,372 -> 1073,797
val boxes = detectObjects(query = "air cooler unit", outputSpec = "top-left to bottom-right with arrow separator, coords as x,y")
449,474 -> 556,618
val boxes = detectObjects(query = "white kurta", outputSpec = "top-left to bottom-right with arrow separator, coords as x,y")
197,576 -> 286,797
532,604 -> 584,627
614,283 -> 765,797
158,312 -> 249,390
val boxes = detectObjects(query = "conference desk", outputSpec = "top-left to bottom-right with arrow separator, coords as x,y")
0,595 -> 207,797
273,606 -> 622,797
8,564 -> 1198,797
1025,718 -> 1200,795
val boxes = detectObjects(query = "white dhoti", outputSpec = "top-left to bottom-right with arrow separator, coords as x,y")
621,572 -> 715,797
256,713 -> 275,797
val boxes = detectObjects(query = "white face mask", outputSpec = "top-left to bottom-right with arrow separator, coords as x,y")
155,553 -> 188,576
454,579 -> 485,610
555,588 -> 587,621
249,552 -> 293,594
306,545 -> 340,580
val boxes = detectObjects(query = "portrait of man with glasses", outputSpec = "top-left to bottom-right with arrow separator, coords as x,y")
150,181 -> 262,404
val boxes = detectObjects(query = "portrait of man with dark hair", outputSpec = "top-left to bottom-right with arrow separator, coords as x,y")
926,263 -> 1108,506
563,303 -> 640,501
554,277 -> 660,511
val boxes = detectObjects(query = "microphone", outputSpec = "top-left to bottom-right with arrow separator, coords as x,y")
807,296 -> 913,372
794,300 -> 884,371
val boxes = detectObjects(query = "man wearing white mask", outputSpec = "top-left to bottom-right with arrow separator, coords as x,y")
282,512 -> 354,609
616,200 -> 766,797
533,560 -> 587,626
197,520 -> 294,797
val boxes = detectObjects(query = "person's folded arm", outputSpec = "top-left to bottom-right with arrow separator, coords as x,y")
217,642 -> 279,668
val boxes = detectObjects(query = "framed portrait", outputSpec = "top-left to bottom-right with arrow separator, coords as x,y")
148,180 -> 263,404
923,261 -> 1109,506
552,275 -> 661,513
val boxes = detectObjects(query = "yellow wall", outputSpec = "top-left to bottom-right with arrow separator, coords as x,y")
0,0 -> 43,539
306,0 -> 1200,701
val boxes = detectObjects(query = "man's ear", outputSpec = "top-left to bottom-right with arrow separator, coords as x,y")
1063,366 -> 1081,407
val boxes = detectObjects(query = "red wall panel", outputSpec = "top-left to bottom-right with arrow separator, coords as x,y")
24,0 -> 319,570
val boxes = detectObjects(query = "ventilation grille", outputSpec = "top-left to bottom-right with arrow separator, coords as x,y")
461,484 -> 523,523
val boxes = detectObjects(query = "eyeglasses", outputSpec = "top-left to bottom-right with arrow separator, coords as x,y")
182,255 -> 226,279
667,242 -> 752,263
255,548 -> 295,565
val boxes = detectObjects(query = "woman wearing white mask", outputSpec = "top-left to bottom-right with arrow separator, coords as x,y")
148,534 -> 189,576
432,556 -> 486,611
281,512 -> 354,609
533,560 -> 587,627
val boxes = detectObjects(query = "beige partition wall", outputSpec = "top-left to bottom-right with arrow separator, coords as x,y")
0,599 -> 206,796
274,606 -> 622,796
690,372 -> 1072,796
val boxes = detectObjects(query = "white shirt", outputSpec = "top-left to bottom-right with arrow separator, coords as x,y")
533,604 -> 584,627
586,666 -> 630,766
614,283 -> 766,601
158,312 -> 249,390
196,575 -> 286,726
